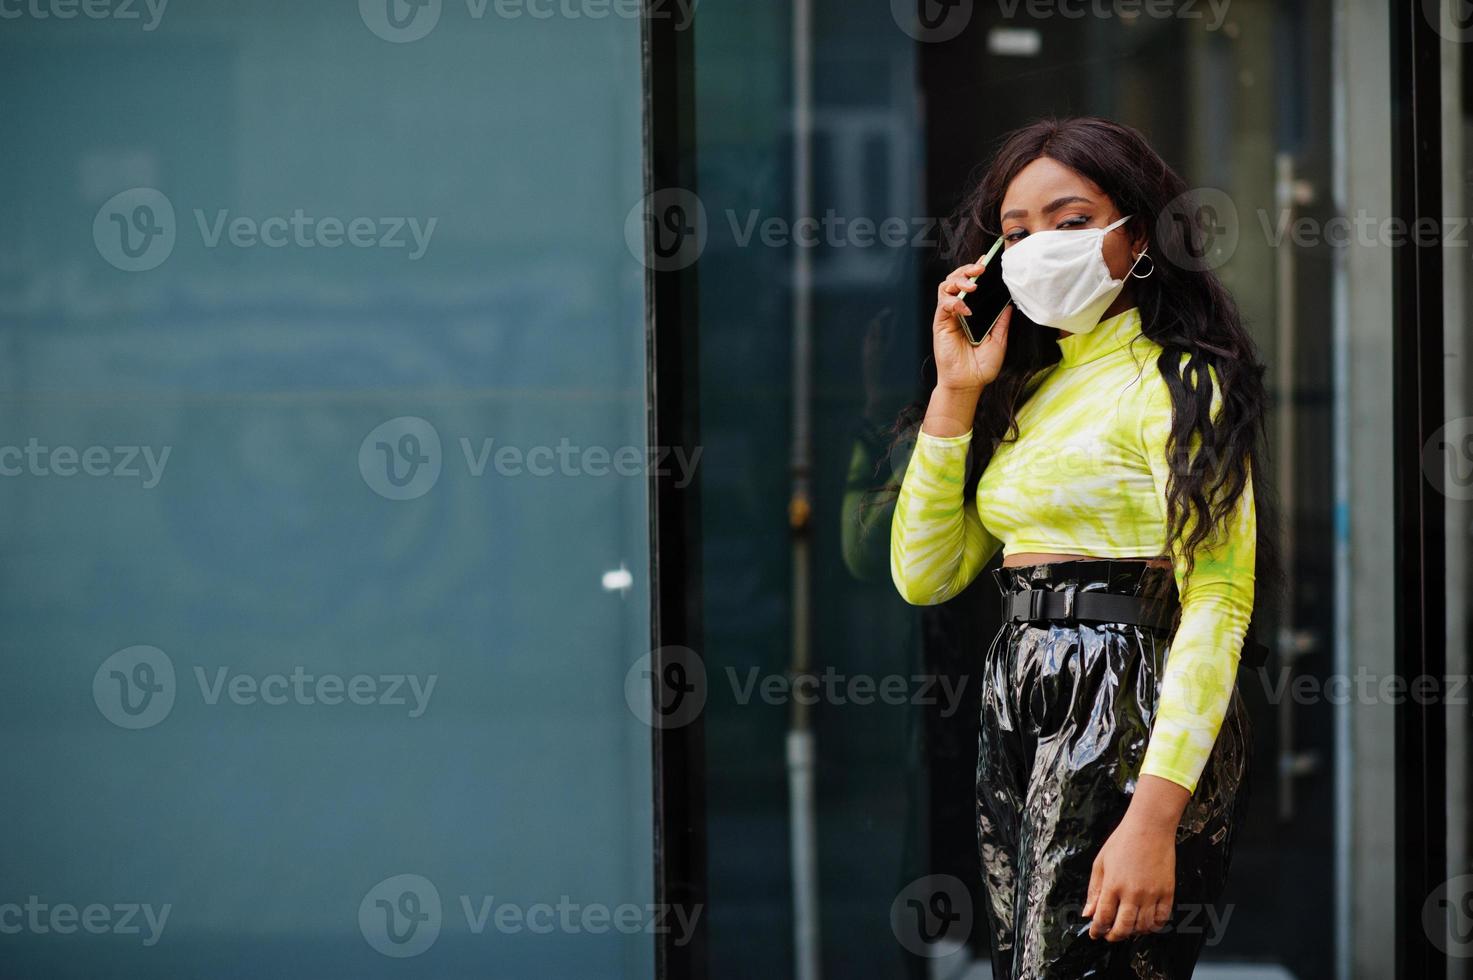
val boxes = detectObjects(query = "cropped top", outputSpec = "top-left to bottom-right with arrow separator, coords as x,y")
889,306 -> 1256,793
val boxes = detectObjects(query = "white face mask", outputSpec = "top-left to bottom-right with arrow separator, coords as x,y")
1000,213 -> 1144,335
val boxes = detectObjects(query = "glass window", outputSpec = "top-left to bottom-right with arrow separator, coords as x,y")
0,4 -> 652,977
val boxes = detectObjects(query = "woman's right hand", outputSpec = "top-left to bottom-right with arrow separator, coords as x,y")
934,260 -> 1013,392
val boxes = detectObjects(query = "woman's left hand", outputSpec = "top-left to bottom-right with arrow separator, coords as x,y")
1082,810 -> 1177,941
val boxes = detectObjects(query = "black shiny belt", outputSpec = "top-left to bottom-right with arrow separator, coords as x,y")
1000,589 -> 1179,633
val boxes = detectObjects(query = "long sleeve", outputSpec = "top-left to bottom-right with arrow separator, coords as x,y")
889,426 -> 1003,605
1137,359 -> 1257,793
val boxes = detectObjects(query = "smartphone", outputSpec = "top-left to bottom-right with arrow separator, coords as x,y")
954,235 -> 1012,345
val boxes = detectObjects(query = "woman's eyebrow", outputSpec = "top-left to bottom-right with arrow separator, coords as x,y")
1000,195 -> 1095,222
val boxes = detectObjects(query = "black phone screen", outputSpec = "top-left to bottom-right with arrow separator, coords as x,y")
955,243 -> 1012,345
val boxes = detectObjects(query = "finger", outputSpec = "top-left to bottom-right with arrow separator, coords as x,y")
1135,899 -> 1159,935
940,297 -> 971,319
1083,860 -> 1103,918
1150,898 -> 1173,933
939,273 -> 976,297
1089,890 -> 1117,940
1106,903 -> 1139,942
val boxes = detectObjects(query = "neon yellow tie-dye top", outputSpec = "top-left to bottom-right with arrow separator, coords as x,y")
889,306 -> 1255,794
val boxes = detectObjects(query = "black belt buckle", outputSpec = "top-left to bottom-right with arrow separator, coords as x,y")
1029,589 -> 1047,622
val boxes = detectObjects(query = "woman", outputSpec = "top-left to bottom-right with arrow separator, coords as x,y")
888,116 -> 1277,978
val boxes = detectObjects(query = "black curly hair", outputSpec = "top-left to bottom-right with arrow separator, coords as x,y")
876,114 -> 1281,628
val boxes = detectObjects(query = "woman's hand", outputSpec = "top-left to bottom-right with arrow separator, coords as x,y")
933,260 -> 1013,394
1082,776 -> 1189,941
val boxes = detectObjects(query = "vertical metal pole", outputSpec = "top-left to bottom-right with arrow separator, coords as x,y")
787,0 -> 821,978
1329,6 -> 1352,973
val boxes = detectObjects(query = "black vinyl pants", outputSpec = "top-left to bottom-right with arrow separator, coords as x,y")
977,560 -> 1251,980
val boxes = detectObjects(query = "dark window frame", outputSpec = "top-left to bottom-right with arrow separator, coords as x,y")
641,4 -> 708,980
1389,3 -> 1447,978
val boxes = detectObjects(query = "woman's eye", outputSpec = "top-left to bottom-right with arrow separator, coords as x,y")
1003,230 -> 1026,243
1057,215 -> 1090,229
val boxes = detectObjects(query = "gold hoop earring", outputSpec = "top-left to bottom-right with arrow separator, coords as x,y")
1128,250 -> 1155,279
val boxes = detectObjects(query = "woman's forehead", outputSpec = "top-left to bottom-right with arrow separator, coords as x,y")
1001,158 -> 1107,214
